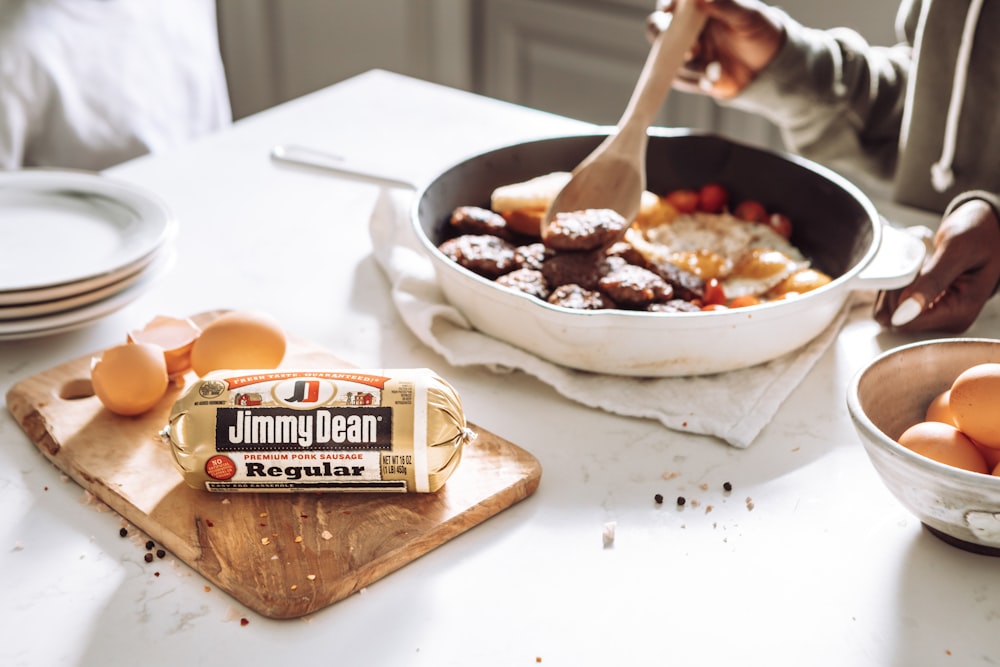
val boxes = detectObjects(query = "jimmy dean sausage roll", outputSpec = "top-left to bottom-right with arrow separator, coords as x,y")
163,368 -> 474,493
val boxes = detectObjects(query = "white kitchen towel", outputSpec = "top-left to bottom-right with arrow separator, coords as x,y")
369,187 -> 851,448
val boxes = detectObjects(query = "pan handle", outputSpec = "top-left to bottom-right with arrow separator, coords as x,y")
851,221 -> 930,291
270,144 -> 418,190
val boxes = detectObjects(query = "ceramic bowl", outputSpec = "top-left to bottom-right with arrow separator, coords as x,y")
847,338 -> 1000,555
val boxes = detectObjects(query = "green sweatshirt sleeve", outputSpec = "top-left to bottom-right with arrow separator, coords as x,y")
722,7 -> 913,180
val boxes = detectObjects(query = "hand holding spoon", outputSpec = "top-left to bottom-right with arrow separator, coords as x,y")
540,0 -> 707,241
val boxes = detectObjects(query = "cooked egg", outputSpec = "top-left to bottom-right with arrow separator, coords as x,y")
127,314 -> 202,378
637,212 -> 809,298
190,310 -> 287,377
766,268 -> 832,298
91,343 -> 170,416
949,362 -> 1000,449
897,420 -> 989,474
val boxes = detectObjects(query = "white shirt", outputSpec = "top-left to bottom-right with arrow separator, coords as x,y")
0,0 -> 232,171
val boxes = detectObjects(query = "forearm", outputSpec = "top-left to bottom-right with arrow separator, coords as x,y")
723,9 -> 911,177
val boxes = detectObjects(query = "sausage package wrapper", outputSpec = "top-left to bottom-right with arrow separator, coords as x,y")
164,368 -> 474,493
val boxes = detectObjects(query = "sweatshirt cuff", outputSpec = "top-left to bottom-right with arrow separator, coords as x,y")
944,190 -> 1000,219
724,9 -> 829,123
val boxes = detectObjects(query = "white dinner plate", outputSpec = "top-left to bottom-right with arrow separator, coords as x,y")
0,249 -> 174,340
0,246 -> 168,321
0,169 -> 175,295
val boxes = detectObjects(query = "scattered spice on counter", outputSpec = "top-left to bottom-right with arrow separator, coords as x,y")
745,496 -> 755,511
723,481 -> 733,492
294,535 -> 303,543
261,537 -> 271,546
119,527 -> 128,538
676,496 -> 686,506
321,530 -> 333,540
145,540 -> 154,550
699,483 -> 709,491
156,549 -> 166,559
602,521 -> 616,548
240,618 -> 250,626
144,553 -> 154,563
654,493 -> 664,504
306,574 -> 316,581
205,519 -> 215,527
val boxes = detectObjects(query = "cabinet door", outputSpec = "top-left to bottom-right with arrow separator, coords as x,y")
480,0 -> 780,149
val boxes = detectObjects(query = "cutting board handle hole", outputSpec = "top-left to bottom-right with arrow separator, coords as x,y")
59,378 -> 95,401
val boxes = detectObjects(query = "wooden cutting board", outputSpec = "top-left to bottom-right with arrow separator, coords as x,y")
5,312 -> 542,619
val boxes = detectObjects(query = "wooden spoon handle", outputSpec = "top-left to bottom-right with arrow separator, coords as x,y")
618,0 -> 707,135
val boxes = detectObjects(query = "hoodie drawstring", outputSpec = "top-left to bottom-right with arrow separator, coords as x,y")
930,0 -> 984,192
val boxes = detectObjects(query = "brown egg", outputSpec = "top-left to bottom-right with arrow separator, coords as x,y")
924,389 -> 957,426
949,363 -> 1000,449
91,343 -> 170,416
127,314 -> 202,378
189,310 -> 286,377
897,421 -> 989,474
975,440 -> 1000,470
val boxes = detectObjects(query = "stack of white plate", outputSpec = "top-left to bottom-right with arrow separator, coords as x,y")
0,169 -> 176,340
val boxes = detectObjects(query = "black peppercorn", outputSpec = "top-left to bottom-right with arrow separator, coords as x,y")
676,496 -> 686,506
119,527 -> 128,538
145,540 -> 155,550
144,553 -> 154,563
654,493 -> 664,504
723,481 -> 733,492
156,549 -> 166,559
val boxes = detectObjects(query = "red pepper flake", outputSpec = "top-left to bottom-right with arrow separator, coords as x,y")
205,519 -> 215,527
43,486 -> 49,491
154,572 -> 160,577
300,514 -> 310,519
240,618 -> 250,626
342,510 -> 352,515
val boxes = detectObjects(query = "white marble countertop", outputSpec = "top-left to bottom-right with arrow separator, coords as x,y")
2,70 -> 999,667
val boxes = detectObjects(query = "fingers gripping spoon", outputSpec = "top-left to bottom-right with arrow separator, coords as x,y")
540,0 -> 707,241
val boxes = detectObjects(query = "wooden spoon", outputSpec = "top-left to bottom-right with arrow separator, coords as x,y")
540,0 -> 708,240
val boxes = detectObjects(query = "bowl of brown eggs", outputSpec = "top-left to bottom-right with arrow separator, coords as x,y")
847,338 -> 1000,555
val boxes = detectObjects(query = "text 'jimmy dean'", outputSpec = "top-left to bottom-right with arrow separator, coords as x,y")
215,407 -> 393,450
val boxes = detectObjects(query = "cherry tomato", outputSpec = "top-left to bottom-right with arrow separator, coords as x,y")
766,213 -> 793,240
698,183 -> 729,213
733,200 -> 768,223
665,189 -> 699,213
728,295 -> 761,308
702,278 -> 726,306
